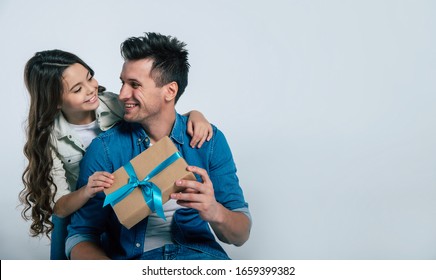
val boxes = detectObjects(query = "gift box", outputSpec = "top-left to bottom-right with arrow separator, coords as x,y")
103,136 -> 196,229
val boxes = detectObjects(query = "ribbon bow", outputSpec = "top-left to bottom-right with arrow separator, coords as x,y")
103,151 -> 182,221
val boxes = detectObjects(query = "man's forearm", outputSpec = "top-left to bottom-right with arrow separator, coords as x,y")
210,205 -> 251,246
70,241 -> 111,260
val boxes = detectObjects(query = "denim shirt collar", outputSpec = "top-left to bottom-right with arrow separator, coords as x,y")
169,111 -> 185,145
132,111 -> 184,147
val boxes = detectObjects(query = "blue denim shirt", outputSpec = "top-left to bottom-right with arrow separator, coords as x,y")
66,112 -> 250,259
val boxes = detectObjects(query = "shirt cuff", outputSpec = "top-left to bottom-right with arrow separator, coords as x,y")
65,234 -> 100,259
232,207 -> 253,227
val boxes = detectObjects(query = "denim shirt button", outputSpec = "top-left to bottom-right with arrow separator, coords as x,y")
135,243 -> 141,248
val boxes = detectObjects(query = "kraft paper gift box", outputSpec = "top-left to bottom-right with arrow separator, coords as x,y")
103,136 -> 196,229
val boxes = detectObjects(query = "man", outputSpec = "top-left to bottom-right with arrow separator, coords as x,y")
66,32 -> 251,260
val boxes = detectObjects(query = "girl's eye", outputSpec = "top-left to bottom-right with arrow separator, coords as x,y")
73,87 -> 81,93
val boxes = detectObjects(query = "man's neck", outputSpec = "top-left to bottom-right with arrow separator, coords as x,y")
141,109 -> 176,144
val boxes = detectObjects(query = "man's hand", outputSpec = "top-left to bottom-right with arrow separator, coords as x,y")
171,166 -> 251,246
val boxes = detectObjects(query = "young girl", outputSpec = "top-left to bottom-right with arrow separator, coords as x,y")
19,50 -> 212,259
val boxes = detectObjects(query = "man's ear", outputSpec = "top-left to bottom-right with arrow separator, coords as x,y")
164,81 -> 178,102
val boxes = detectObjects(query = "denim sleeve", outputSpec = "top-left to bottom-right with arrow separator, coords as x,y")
65,137 -> 111,258
208,128 -> 251,222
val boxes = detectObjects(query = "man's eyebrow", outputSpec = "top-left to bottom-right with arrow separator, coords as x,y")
120,77 -> 141,83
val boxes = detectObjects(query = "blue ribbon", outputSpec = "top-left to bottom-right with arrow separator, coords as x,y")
103,151 -> 182,221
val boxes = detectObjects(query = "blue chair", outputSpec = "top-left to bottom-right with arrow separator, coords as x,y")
50,215 -> 70,260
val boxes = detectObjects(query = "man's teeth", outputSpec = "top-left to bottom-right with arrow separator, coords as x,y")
126,104 -> 136,108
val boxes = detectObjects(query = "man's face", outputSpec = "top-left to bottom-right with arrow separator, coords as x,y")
119,58 -> 164,124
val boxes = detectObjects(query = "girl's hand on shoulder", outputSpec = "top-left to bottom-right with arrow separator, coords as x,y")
85,171 -> 114,198
187,110 -> 213,148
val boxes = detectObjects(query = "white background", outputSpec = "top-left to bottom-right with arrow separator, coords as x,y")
1,0 -> 435,260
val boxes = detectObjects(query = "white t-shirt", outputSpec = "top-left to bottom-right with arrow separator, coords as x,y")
68,120 -> 102,149
143,199 -> 183,251
142,142 -> 184,251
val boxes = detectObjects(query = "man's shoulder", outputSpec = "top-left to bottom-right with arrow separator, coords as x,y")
175,111 -> 221,134
92,121 -> 137,146
83,121 -> 138,165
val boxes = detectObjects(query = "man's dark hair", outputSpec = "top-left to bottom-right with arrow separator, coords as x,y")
120,32 -> 190,103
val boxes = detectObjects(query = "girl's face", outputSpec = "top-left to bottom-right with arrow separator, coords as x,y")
60,63 -> 99,124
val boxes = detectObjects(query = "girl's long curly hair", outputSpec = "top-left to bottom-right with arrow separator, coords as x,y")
20,50 -> 95,238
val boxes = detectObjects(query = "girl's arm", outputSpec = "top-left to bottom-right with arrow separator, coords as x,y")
53,172 -> 114,218
184,110 -> 213,148
51,151 -> 114,217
